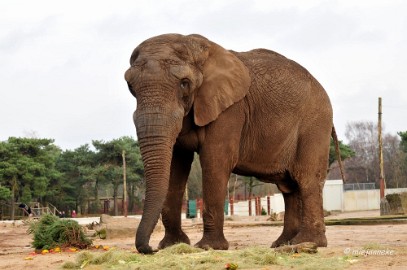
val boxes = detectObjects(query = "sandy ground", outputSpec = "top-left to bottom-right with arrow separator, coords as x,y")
0,211 -> 406,269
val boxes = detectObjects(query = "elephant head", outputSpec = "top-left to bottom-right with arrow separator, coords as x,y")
124,34 -> 250,253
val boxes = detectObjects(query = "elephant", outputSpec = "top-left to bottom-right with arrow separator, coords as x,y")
124,33 -> 337,254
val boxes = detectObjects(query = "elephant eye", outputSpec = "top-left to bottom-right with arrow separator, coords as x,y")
180,79 -> 190,90
127,82 -> 133,92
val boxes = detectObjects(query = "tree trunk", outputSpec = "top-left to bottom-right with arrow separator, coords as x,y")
113,183 -> 118,216
122,150 -> 128,217
94,179 -> 99,214
10,190 -> 15,220
129,183 -> 135,213
10,176 -> 16,220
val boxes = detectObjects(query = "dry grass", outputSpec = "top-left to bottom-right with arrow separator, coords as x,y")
62,243 -> 352,270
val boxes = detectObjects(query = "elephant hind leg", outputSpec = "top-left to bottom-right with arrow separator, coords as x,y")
288,164 -> 328,247
289,179 -> 327,247
286,127 -> 330,247
272,187 -> 302,247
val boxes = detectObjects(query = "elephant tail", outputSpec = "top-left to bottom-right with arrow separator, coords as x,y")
331,126 -> 346,182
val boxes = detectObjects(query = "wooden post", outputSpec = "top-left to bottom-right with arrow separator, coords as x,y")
378,97 -> 390,215
248,197 -> 252,216
257,197 -> 261,215
267,196 -> 271,215
378,97 -> 385,199
254,197 -> 258,216
229,197 -> 234,216
122,150 -> 128,217
254,197 -> 258,215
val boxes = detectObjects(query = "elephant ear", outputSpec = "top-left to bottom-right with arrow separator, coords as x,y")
191,37 -> 251,126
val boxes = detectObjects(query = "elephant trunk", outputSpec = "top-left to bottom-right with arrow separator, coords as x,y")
134,108 -> 183,254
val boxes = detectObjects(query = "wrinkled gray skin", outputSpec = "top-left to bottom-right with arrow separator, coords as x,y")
124,34 -> 334,254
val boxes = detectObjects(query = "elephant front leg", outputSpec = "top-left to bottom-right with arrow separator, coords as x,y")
194,108 -> 242,250
195,169 -> 230,250
158,147 -> 193,249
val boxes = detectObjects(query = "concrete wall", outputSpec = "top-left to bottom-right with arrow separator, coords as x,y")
342,187 -> 407,212
228,196 -> 285,216
231,200 -> 250,216
343,190 -> 380,211
229,181 -> 344,215
387,188 -> 407,195
323,180 -> 344,211
268,193 -> 285,214
226,182 -> 407,215
321,180 -> 407,212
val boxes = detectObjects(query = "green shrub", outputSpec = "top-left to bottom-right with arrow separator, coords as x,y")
28,214 -> 92,249
261,207 -> 267,215
400,192 -> 407,213
386,193 -> 404,214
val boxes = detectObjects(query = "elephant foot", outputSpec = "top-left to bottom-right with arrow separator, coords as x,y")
271,231 -> 298,248
195,235 -> 229,250
290,230 -> 327,247
158,231 -> 190,249
136,243 -> 155,254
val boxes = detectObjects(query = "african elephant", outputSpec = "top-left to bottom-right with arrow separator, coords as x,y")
124,34 -> 335,254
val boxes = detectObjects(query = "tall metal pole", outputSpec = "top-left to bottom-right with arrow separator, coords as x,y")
378,97 -> 385,199
122,150 -> 128,217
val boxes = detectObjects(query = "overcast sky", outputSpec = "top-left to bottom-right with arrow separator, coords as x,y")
1,0 -> 406,150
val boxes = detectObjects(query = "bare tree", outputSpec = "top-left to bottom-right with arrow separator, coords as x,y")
383,134 -> 407,188
345,121 -> 379,184
344,121 -> 407,188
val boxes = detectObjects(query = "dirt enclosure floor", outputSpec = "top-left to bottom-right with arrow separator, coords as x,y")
0,211 -> 406,269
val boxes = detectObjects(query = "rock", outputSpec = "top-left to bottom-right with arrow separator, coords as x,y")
100,214 -> 114,223
275,242 -> 318,254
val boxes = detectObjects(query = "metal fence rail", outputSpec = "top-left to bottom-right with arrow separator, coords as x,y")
344,183 -> 376,191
